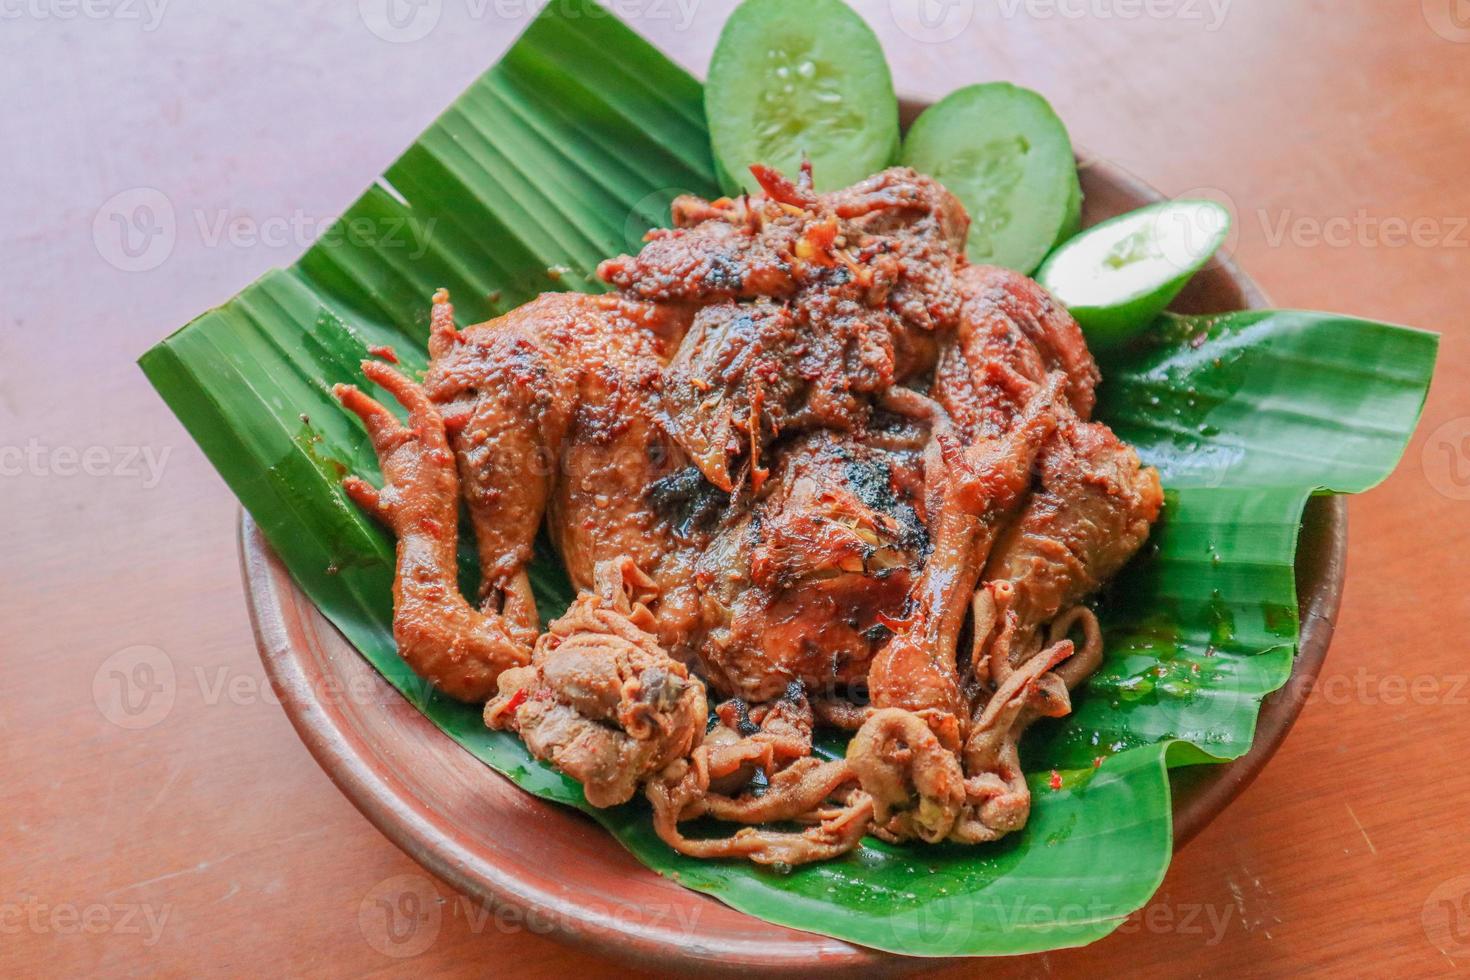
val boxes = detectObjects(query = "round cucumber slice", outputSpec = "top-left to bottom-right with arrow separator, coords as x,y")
901,83 -> 1081,274
705,0 -> 899,194
1036,199 -> 1232,350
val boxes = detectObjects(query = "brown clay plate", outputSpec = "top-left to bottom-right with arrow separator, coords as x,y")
239,102 -> 1347,972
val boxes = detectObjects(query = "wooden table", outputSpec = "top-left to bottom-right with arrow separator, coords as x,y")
3,1 -> 1466,975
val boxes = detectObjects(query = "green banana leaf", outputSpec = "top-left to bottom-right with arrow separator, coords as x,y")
138,0 -> 1437,958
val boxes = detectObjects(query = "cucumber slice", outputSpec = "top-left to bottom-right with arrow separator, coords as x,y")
901,83 -> 1081,274
706,0 -> 899,193
1036,199 -> 1232,350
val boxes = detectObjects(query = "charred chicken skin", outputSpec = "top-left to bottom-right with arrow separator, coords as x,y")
335,164 -> 1163,864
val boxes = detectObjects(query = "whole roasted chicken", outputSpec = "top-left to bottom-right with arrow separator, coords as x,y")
334,164 -> 1163,865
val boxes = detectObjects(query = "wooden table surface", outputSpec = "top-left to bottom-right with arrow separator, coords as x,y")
3,1 -> 1467,975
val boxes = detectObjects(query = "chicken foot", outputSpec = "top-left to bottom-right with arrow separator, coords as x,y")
335,359 -> 536,702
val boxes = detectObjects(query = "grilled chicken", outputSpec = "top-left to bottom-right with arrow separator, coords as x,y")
335,165 -> 1162,865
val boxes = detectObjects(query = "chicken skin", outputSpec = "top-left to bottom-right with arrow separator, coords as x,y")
335,165 -> 1162,863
